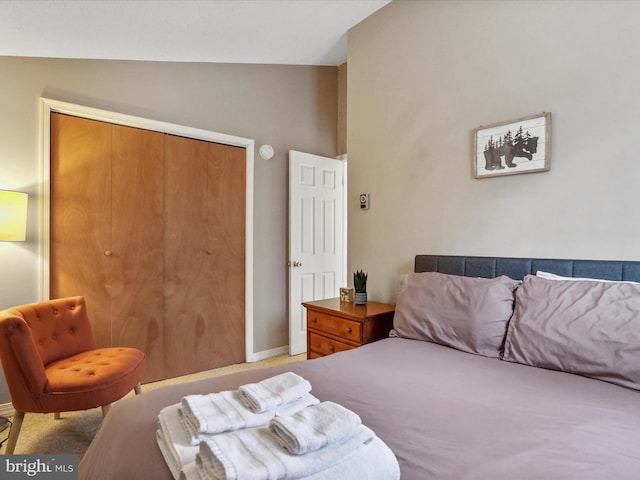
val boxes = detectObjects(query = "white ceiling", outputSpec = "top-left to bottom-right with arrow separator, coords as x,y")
0,0 -> 390,66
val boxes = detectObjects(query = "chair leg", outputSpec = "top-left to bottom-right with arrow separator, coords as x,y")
134,382 -> 142,395
4,411 -> 24,454
54,412 -> 61,420
101,404 -> 112,417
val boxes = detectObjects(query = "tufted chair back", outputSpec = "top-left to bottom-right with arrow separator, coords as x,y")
14,296 -> 95,366
0,296 -> 94,409
0,296 -> 145,454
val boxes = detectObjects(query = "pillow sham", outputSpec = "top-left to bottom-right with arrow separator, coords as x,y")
503,274 -> 640,390
536,270 -> 640,284
391,272 -> 519,358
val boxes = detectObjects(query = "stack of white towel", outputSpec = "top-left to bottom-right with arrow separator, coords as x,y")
157,372 -> 318,476
156,371 -> 399,480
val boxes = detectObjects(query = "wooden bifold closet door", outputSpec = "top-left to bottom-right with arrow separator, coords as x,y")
50,113 -> 245,382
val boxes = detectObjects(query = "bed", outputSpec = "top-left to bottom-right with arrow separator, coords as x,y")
79,255 -> 640,479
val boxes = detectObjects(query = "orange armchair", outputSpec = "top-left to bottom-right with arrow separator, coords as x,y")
0,296 -> 145,454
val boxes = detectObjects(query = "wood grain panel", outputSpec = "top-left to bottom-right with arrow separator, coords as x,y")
163,137 -> 246,377
51,116 -> 246,382
50,113 -> 112,346
163,135 -> 210,378
111,124 -> 165,381
205,142 -> 246,368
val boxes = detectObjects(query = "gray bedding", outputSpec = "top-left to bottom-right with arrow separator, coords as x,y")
79,337 -> 640,479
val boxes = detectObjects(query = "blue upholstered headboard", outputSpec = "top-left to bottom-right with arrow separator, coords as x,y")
414,255 -> 640,282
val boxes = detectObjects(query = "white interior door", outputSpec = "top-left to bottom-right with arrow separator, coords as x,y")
289,150 -> 346,355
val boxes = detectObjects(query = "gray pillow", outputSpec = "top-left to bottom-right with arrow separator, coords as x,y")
503,274 -> 640,390
392,272 -> 519,357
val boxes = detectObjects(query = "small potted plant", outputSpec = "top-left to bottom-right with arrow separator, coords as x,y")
353,269 -> 368,305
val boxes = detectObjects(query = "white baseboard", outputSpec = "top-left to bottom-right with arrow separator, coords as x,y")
247,345 -> 290,363
0,402 -> 14,418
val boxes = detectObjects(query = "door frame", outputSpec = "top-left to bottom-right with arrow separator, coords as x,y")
38,98 -> 257,362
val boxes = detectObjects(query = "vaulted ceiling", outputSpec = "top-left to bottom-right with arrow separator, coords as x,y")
0,0 -> 391,66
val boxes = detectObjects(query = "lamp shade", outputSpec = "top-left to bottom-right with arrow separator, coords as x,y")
0,190 -> 28,241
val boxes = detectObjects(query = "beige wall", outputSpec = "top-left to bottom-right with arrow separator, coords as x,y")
347,0 -> 640,303
0,57 -> 337,402
337,62 -> 348,156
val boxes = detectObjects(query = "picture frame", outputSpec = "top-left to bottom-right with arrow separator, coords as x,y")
340,287 -> 354,302
473,112 -> 551,179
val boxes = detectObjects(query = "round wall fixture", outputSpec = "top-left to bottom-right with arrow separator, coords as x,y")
259,144 -> 275,160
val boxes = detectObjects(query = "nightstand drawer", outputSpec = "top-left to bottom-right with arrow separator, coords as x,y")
307,311 -> 362,342
308,332 -> 354,356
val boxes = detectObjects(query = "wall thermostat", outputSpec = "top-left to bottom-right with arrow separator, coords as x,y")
359,193 -> 370,209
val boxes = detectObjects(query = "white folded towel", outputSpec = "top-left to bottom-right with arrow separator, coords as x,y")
197,424 -> 376,480
157,430 -> 182,480
178,461 -> 202,480
238,372 -> 312,413
180,390 -> 318,444
269,401 -> 362,455
299,436 -> 400,480
192,435 -> 399,480
157,403 -> 200,479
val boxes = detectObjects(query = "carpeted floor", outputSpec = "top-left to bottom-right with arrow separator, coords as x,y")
0,354 -> 305,456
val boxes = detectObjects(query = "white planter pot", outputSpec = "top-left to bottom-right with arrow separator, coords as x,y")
354,292 -> 367,305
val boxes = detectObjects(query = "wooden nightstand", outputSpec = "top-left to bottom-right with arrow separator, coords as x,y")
303,298 -> 395,359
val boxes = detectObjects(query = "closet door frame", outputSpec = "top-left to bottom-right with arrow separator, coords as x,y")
39,97 -> 256,362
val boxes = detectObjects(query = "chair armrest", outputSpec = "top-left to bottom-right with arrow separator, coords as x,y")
0,314 -> 48,396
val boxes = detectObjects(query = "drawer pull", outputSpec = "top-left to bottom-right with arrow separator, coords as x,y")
312,317 -> 317,323
346,327 -> 352,333
329,345 -> 335,351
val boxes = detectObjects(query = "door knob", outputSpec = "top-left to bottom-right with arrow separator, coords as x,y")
104,251 -> 113,257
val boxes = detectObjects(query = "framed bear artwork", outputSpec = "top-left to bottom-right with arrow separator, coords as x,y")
473,112 -> 551,179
